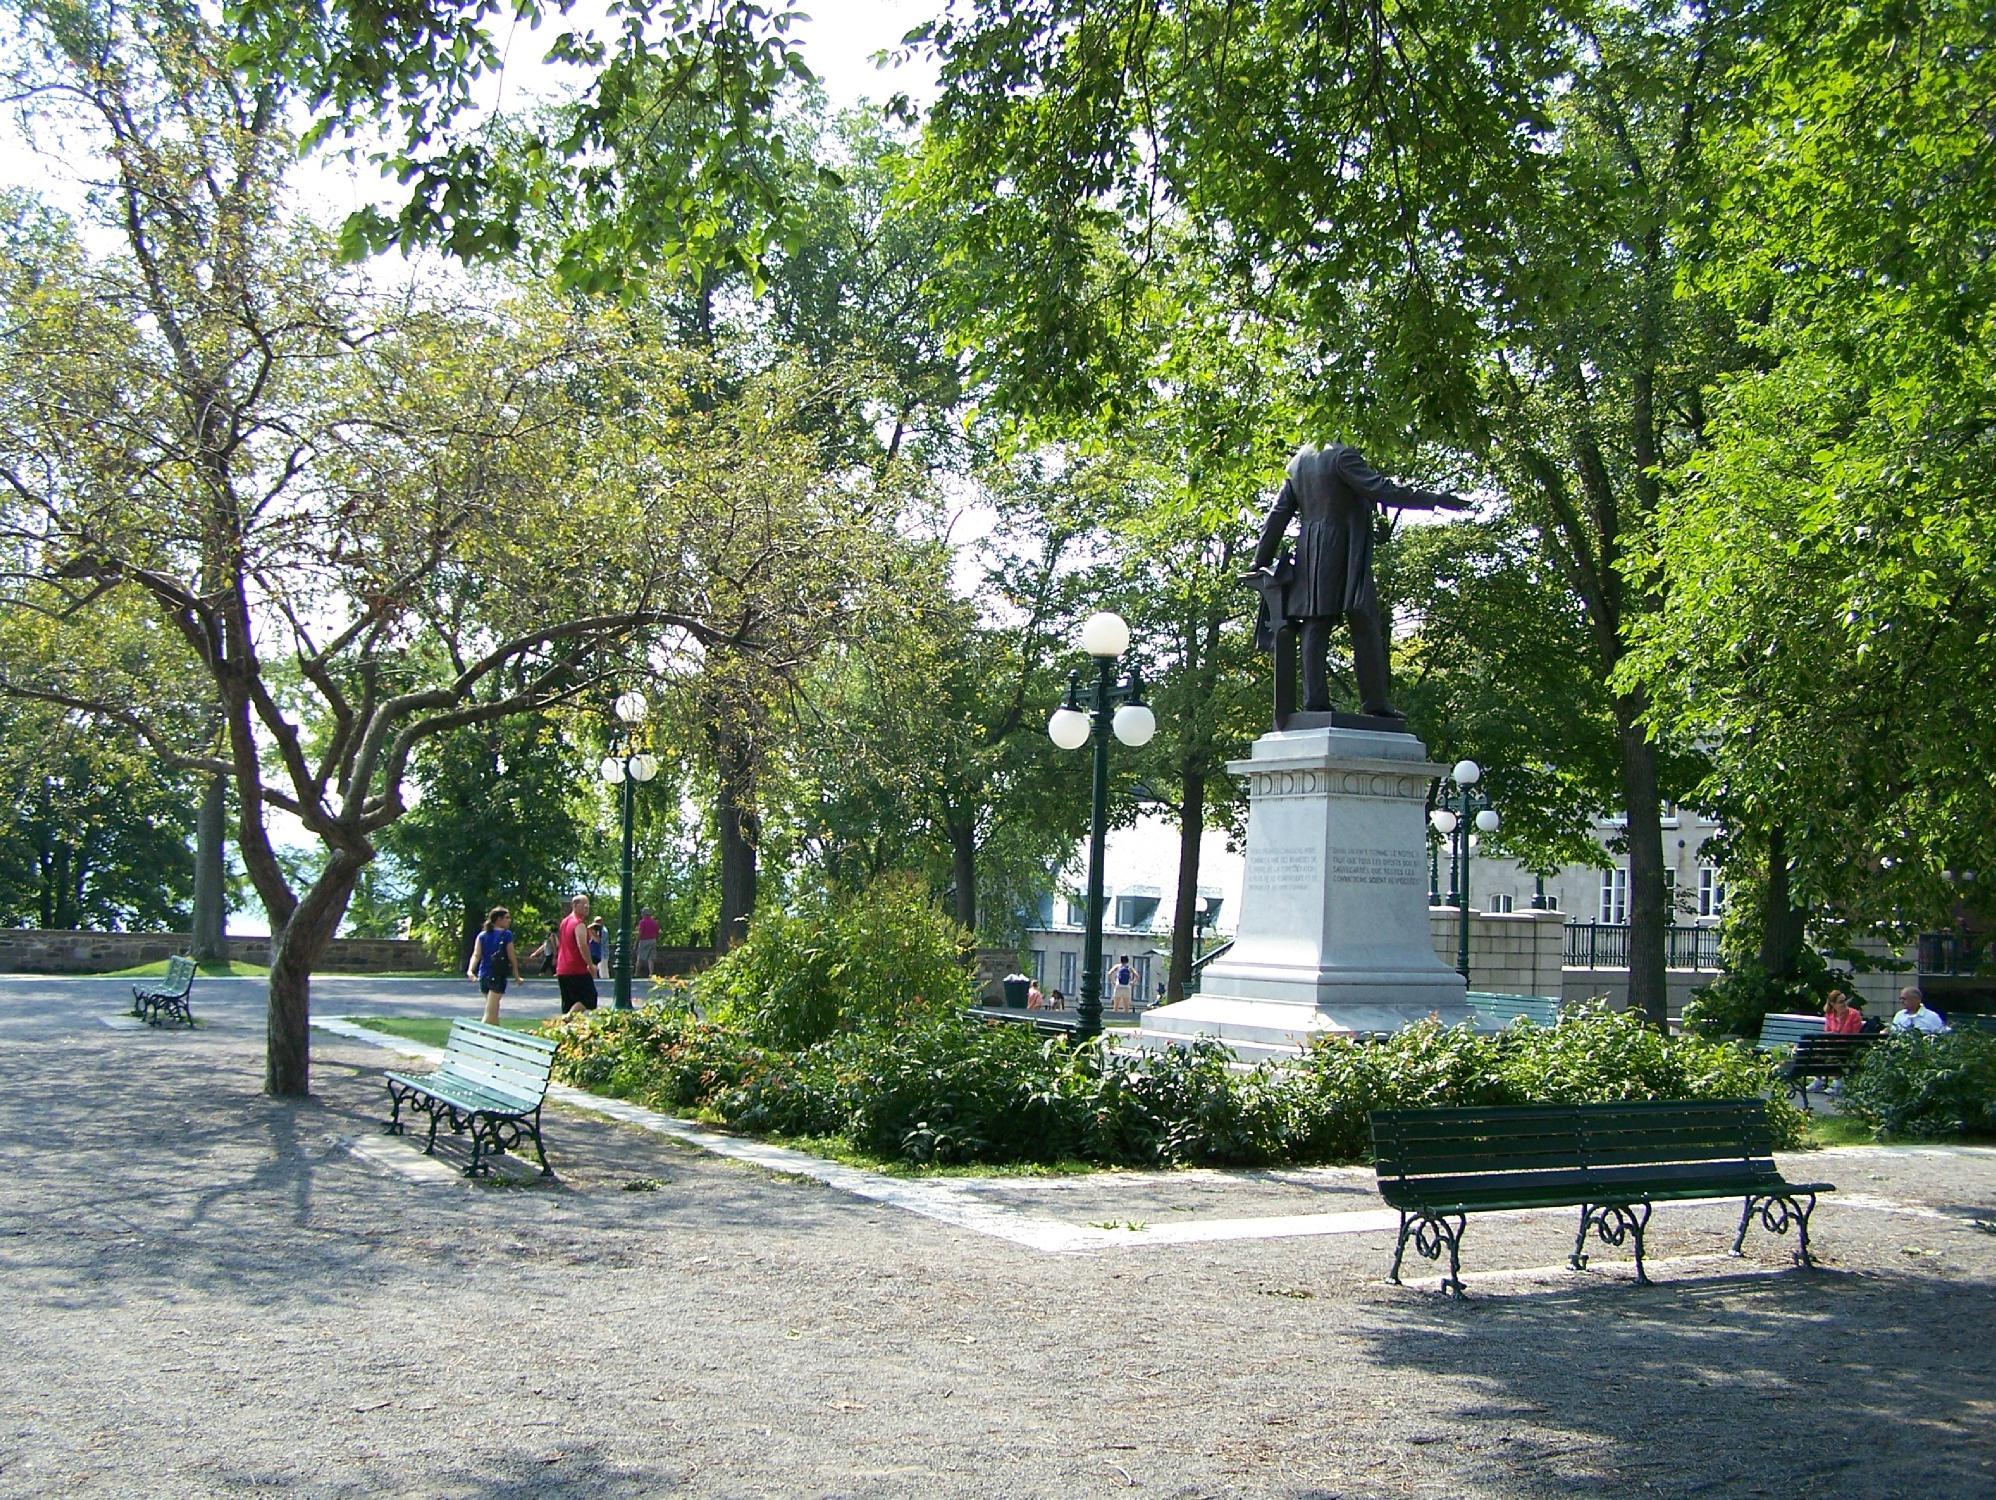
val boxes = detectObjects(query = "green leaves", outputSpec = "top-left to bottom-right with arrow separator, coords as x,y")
227,0 -> 818,294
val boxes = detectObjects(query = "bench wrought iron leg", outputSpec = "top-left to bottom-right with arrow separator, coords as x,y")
1388,1212 -> 1415,1285
422,1101 -> 444,1155
1408,1213 -> 1467,1299
466,1113 -> 491,1178
526,1107 -> 550,1176
1576,1202 -> 1653,1285
385,1082 -> 408,1134
1735,1192 -> 1819,1267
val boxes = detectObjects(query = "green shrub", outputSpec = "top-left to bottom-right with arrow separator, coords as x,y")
692,874 -> 975,1049
544,1002 -> 770,1111
1842,1031 -> 1996,1140
547,997 -> 1803,1166
1292,1021 -> 1508,1160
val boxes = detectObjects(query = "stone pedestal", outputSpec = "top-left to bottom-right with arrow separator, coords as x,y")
1141,726 -> 1472,1058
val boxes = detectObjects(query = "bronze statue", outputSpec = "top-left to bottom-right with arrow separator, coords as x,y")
1247,443 -> 1465,722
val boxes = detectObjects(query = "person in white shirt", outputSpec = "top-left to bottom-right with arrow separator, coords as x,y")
1890,986 -> 1949,1034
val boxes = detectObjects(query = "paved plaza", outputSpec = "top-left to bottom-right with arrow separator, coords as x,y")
3,976 -> 1994,1497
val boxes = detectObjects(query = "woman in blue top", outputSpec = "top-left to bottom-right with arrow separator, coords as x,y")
466,906 -> 520,1024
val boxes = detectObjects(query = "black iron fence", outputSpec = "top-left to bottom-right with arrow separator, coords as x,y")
1563,922 -> 1721,971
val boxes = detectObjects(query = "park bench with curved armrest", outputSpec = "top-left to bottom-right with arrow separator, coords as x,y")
1370,1099 -> 1833,1299
1779,1033 -> 1880,1110
131,955 -> 197,1027
1470,994 -> 1560,1028
383,1020 -> 557,1177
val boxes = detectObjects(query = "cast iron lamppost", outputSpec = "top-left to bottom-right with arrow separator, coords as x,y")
598,691 -> 659,1010
1429,758 -> 1500,981
1047,611 -> 1156,1041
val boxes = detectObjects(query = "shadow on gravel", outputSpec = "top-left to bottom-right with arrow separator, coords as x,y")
208,1436 -> 691,1498
1355,1270 -> 1996,1498
0,1035 -> 857,1313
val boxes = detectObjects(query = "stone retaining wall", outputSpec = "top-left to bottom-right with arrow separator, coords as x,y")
1427,908 -> 1568,998
0,928 -> 441,975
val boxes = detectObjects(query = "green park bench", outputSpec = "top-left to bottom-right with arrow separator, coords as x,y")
383,1020 -> 558,1177
1755,1012 -> 1829,1051
1470,993 -> 1561,1028
1370,1099 -> 1833,1299
968,1005 -> 1080,1038
1778,1033 -> 1881,1110
130,955 -> 197,1028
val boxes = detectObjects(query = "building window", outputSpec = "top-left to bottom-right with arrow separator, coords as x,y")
1487,893 -> 1514,913
1699,867 -> 1726,918
1114,894 -> 1160,930
1029,949 -> 1045,983
1058,951 -> 1077,995
1599,868 -> 1629,925
1064,897 -> 1086,927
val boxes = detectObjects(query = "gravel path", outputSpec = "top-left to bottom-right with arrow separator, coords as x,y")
3,978 -> 1994,1497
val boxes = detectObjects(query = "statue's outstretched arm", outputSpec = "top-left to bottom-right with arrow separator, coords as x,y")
1336,445 -> 1465,511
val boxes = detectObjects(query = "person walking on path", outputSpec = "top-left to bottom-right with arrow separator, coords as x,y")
635,910 -> 660,979
1026,979 -> 1044,1010
528,926 -> 558,976
466,907 -> 521,1025
556,895 -> 599,1014
589,920 -> 609,979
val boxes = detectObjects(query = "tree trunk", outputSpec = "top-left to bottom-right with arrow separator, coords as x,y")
947,813 -> 978,934
1757,822 -> 1807,978
1167,771 -> 1207,1001
264,855 -> 362,1097
189,773 -> 227,960
1615,692 -> 1669,1027
714,728 -> 758,950
457,904 -> 483,972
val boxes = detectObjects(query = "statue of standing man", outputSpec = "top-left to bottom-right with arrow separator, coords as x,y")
1247,443 -> 1466,720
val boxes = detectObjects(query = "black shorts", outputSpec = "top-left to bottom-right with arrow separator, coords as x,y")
481,972 -> 509,995
558,974 -> 598,1013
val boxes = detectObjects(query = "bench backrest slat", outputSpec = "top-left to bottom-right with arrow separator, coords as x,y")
1756,1013 -> 1826,1050
1372,1100 -> 1774,1184
1470,994 -> 1561,1026
441,1020 -> 556,1092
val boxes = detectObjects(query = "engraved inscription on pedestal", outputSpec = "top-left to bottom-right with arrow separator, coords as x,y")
1326,845 -> 1426,888
1244,847 -> 1323,897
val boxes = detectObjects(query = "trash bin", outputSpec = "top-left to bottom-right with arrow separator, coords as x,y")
1001,973 -> 1031,1009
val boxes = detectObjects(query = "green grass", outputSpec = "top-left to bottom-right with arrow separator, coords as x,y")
749,1131 -> 1104,1179
103,958 -> 267,978
1803,1113 -> 1877,1148
352,1015 -> 549,1048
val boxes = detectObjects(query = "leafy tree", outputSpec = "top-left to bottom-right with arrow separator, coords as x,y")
1624,0 -> 1996,954
0,698 -> 198,930
377,714 -> 596,965
907,0 -> 1769,1022
775,529 -> 1082,943
228,0 -> 817,293
0,2 -> 875,1094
